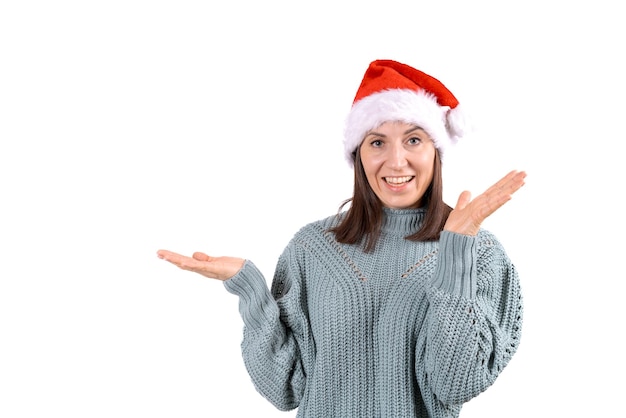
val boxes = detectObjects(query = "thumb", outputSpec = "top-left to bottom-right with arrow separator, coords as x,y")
455,190 -> 472,210
192,252 -> 211,261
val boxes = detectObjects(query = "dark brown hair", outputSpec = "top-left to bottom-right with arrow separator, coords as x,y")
329,146 -> 452,252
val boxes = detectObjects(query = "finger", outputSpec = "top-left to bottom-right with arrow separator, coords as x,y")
498,170 -> 526,194
486,170 -> 520,194
157,249 -> 226,280
479,171 -> 527,217
157,250 -> 199,270
157,249 -> 181,260
507,170 -> 527,194
193,252 -> 210,261
479,192 -> 513,219
483,170 -> 526,203
455,190 -> 472,210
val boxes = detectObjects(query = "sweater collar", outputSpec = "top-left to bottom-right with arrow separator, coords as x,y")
381,207 -> 426,235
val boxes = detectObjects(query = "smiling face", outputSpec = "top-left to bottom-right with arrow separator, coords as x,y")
359,121 -> 436,209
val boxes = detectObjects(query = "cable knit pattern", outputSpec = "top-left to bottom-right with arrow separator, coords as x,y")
224,208 -> 522,418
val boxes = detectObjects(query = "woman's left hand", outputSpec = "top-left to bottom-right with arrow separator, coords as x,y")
443,170 -> 526,236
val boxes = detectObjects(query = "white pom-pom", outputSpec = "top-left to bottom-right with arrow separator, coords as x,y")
446,105 -> 472,142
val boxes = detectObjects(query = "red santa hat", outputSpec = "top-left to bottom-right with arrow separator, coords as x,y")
344,59 -> 469,167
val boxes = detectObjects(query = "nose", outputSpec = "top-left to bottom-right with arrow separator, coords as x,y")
387,143 -> 408,169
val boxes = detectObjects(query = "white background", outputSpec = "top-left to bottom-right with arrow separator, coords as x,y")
1,1 -> 624,416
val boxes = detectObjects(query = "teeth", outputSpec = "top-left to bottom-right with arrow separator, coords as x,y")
385,176 -> 413,184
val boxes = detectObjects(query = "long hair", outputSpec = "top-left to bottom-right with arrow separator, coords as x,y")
329,146 -> 452,252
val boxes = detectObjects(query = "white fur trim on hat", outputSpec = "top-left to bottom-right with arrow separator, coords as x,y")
343,89 -> 467,167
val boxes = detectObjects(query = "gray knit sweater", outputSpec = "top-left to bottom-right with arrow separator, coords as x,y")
224,208 -> 522,417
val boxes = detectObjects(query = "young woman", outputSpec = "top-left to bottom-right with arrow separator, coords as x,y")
157,59 -> 526,417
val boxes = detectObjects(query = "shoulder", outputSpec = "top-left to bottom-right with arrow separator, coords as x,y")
274,213 -> 346,285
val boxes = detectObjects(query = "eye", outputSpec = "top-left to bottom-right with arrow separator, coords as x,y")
407,136 -> 422,145
370,139 -> 383,147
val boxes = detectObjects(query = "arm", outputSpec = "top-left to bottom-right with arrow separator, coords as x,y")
223,245 -> 311,411
156,244 -> 312,410
424,230 -> 522,404
422,170 -> 526,404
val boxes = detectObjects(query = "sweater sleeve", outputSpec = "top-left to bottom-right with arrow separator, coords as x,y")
423,230 -> 523,405
223,246 -> 311,411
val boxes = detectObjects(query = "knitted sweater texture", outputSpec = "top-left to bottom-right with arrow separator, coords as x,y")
224,208 -> 522,418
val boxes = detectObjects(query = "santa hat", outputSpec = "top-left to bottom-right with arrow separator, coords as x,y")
344,59 -> 470,167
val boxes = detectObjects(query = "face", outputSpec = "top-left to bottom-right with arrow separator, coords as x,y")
359,121 -> 436,209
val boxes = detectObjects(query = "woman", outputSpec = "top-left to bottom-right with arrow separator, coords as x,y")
157,59 -> 526,417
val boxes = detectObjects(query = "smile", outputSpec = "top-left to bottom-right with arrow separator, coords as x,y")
384,176 -> 414,185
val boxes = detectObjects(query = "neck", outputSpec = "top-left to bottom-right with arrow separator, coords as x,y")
381,207 -> 426,235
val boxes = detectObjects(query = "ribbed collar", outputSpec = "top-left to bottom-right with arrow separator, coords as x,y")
381,207 -> 426,236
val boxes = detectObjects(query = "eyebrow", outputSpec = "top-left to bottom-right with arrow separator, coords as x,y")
404,126 -> 425,135
365,125 -> 425,138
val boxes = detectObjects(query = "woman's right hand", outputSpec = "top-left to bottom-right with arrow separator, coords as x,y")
156,250 -> 245,281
